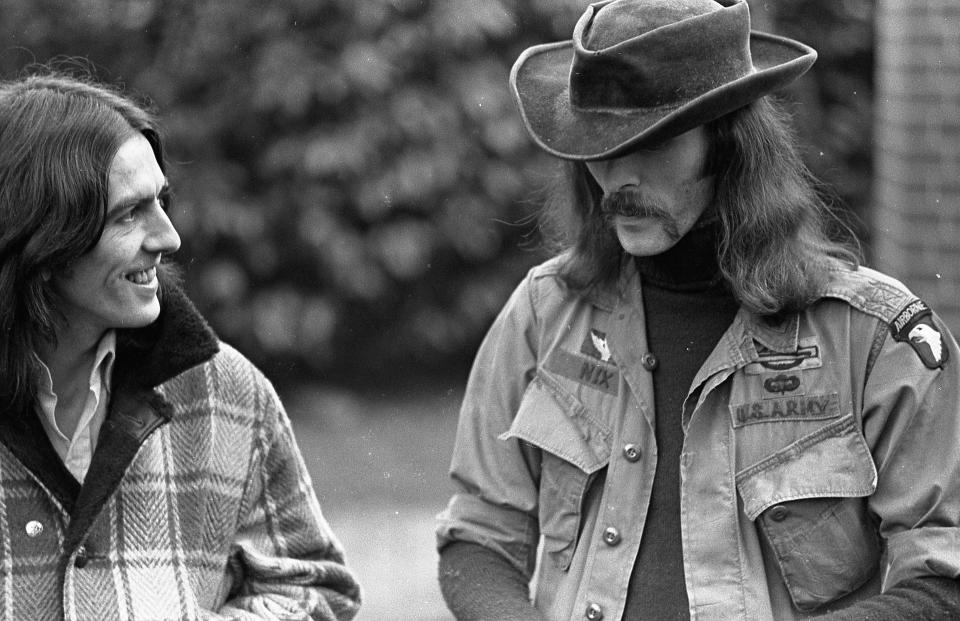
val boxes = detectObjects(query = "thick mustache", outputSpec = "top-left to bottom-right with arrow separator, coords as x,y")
600,186 -> 669,219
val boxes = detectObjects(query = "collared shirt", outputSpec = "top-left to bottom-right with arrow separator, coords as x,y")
36,331 -> 116,483
437,255 -> 960,620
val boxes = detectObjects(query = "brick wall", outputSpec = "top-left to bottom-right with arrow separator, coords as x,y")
874,0 -> 960,331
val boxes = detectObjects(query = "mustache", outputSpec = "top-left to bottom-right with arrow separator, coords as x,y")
599,186 -> 670,220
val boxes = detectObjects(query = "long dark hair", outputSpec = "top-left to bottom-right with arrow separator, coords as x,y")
0,71 -> 166,416
539,96 -> 860,314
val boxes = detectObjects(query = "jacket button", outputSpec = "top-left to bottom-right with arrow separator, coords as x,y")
641,353 -> 658,371
769,505 -> 789,522
25,520 -> 43,538
602,527 -> 621,546
623,444 -> 641,462
585,602 -> 604,620
74,545 -> 88,568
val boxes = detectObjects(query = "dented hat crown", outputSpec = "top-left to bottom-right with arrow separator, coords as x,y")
510,0 -> 817,160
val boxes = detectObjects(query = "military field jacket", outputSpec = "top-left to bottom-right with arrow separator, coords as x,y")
437,255 -> 960,621
0,283 -> 360,620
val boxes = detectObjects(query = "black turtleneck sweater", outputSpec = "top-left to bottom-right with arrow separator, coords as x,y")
625,223 -> 739,619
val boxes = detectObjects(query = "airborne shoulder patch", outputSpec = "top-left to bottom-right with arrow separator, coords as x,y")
891,299 -> 948,369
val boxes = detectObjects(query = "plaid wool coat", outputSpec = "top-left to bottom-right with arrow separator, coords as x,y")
0,283 -> 360,620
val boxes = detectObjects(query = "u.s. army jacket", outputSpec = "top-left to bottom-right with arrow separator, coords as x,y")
0,282 -> 360,620
437,254 -> 960,621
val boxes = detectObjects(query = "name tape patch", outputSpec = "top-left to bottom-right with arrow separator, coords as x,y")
730,393 -> 839,428
545,348 -> 619,396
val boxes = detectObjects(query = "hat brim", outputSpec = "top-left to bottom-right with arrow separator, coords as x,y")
510,31 -> 817,161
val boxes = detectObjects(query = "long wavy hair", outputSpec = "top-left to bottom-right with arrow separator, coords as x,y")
0,72 -> 167,416
539,96 -> 860,314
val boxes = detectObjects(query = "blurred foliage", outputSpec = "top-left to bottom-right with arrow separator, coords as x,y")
771,0 -> 876,250
0,0 -> 873,390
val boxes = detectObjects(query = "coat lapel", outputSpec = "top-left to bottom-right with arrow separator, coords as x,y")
0,410 -> 80,513
62,387 -> 171,553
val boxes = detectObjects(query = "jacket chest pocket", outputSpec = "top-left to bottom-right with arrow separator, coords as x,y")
735,414 -> 880,612
500,370 -> 611,571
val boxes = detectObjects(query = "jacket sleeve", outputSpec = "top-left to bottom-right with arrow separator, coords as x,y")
861,309 -> 960,590
210,384 -> 361,620
436,268 -> 544,582
813,576 -> 960,620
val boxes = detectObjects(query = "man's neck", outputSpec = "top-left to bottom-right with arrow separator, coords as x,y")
36,328 -> 109,436
39,321 -> 106,381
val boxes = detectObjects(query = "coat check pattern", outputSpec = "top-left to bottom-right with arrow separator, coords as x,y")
0,282 -> 360,620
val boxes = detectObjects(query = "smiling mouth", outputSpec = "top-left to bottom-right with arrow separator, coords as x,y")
125,266 -> 157,285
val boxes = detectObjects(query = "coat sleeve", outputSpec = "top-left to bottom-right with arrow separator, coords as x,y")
436,267 -> 544,580
210,381 -> 361,620
861,308 -> 960,589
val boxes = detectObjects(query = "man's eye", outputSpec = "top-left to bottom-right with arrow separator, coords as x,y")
159,189 -> 172,212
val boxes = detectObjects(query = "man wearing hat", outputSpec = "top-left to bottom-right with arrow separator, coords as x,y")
436,0 -> 960,619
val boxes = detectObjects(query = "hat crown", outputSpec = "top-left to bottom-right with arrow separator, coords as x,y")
584,0 -> 723,50
571,0 -> 753,110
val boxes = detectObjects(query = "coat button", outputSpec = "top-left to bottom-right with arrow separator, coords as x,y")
602,527 -> 621,546
25,520 -> 43,537
74,545 -> 88,568
641,353 -> 658,371
585,602 -> 604,620
769,505 -> 789,522
623,444 -> 641,462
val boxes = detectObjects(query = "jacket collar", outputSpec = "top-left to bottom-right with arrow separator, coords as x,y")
741,310 -> 801,355
113,276 -> 220,391
578,253 -> 637,312
605,252 -> 801,354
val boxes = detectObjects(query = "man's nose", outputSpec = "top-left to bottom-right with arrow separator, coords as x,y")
144,204 -> 181,255
587,158 -> 640,194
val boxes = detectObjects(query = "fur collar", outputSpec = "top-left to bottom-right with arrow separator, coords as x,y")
113,277 -> 220,390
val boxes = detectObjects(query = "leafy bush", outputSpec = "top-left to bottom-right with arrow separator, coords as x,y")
0,0 -> 873,390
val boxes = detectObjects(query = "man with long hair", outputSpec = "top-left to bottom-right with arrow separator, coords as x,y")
0,71 -> 360,620
436,1 -> 960,619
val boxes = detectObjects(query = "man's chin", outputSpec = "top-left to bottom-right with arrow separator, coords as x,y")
118,302 -> 162,330
615,223 -> 679,257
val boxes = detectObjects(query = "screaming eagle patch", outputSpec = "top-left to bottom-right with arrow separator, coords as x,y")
891,299 -> 948,369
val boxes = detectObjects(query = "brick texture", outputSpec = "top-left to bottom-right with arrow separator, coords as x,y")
874,0 -> 960,332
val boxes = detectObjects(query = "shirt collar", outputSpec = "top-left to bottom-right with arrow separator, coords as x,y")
35,330 -> 118,405
92,330 -> 117,395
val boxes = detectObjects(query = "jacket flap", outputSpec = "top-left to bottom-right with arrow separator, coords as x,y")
500,371 -> 611,474
735,414 -> 877,520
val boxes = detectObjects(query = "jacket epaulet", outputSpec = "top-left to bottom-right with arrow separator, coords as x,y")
819,266 -> 920,324
821,266 -> 948,369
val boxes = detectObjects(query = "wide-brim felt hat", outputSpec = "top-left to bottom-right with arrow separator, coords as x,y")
510,0 -> 817,161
